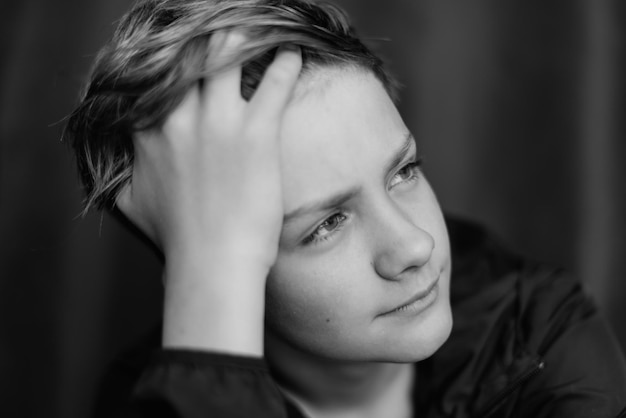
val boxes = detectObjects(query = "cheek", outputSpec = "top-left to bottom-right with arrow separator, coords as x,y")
408,178 -> 449,252
264,248 -> 370,347
266,267 -> 330,321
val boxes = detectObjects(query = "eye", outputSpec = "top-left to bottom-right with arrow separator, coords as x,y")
303,213 -> 348,245
389,159 -> 423,188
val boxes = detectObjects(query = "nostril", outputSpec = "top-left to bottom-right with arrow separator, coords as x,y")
373,226 -> 435,281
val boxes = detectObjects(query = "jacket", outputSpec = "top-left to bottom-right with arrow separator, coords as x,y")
95,217 -> 626,417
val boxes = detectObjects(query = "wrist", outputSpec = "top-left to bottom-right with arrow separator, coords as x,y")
164,234 -> 278,274
161,253 -> 269,356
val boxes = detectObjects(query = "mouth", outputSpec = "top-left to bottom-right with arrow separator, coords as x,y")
382,276 -> 440,317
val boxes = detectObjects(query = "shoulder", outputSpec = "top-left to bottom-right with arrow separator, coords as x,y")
418,216 -> 626,417
94,328 -> 291,417
445,215 -> 592,339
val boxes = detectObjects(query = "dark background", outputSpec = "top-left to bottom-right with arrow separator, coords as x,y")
1,1 -> 624,417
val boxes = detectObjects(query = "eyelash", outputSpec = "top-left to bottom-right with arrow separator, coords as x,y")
302,159 -> 423,246
303,212 -> 348,245
389,158 -> 423,188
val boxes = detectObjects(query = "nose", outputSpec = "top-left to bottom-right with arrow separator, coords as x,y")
372,201 -> 435,281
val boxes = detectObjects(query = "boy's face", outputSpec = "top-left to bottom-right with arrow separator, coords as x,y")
264,69 -> 452,362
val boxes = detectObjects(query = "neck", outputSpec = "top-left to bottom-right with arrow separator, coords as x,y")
264,332 -> 414,417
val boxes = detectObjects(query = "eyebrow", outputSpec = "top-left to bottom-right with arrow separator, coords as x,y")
384,132 -> 415,177
283,185 -> 362,225
283,132 -> 415,225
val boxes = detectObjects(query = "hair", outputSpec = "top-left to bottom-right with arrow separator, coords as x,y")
64,0 -> 398,213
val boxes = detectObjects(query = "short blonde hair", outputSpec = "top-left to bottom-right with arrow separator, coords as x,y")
64,0 -> 398,213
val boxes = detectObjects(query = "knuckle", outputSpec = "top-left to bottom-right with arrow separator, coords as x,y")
273,50 -> 301,77
163,110 -> 194,139
162,88 -> 200,138
265,55 -> 300,85
265,62 -> 293,86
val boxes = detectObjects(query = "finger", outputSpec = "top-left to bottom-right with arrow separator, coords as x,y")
203,31 -> 246,109
162,85 -> 201,143
247,45 -> 302,127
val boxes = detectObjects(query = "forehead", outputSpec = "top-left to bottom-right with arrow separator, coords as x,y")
278,69 -> 407,211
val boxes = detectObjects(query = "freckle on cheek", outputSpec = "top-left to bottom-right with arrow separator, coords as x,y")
326,318 -> 331,323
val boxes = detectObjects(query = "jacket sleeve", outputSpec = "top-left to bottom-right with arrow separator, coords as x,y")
97,349 -> 291,418
516,267 -> 626,418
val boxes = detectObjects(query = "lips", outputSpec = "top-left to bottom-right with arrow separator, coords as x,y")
382,276 -> 440,316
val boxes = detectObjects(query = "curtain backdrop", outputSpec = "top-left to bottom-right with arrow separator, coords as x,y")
1,1 -> 624,417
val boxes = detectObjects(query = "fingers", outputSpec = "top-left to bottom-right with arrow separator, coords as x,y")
202,31 -> 246,111
247,46 -> 302,128
163,87 -> 201,143
166,34 -> 302,145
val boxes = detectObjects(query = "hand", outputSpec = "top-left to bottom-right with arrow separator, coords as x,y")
116,32 -> 302,355
118,32 -> 301,268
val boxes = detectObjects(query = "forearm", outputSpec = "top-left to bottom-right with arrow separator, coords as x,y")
162,249 -> 268,357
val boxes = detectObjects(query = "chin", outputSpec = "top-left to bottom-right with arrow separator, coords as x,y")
413,309 -> 453,361
376,301 -> 453,363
